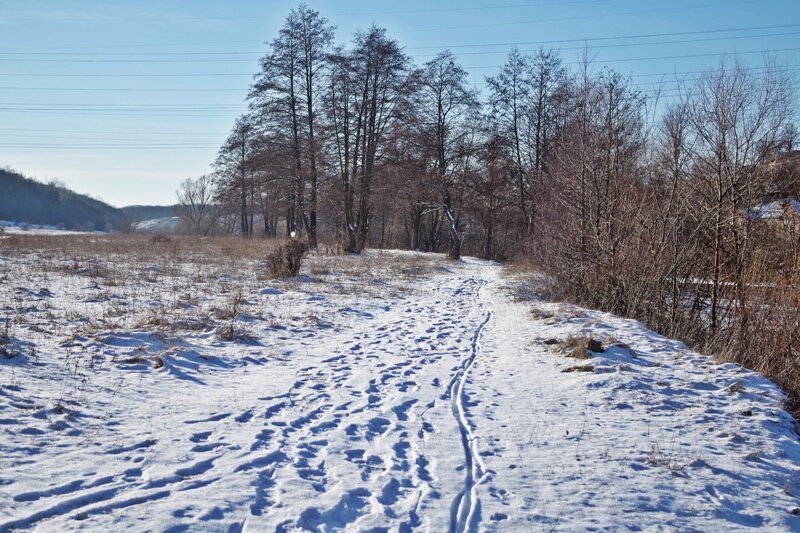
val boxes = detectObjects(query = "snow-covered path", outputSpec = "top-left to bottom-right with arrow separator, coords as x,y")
2,254 -> 800,531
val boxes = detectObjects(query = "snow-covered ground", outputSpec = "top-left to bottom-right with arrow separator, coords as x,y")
0,221 -> 95,236
1,244 -> 799,531
133,217 -> 180,234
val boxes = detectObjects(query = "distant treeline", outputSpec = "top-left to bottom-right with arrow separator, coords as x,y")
120,205 -> 177,223
0,167 -> 175,231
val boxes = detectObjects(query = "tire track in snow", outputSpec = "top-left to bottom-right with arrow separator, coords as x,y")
449,308 -> 492,533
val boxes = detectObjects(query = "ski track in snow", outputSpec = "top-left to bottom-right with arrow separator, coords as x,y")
2,252 -> 800,531
448,307 -> 491,533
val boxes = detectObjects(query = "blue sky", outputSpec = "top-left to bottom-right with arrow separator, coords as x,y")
1,0 -> 799,206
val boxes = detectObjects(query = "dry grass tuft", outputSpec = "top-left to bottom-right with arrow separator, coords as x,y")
531,307 -> 555,320
560,335 -> 603,359
562,364 -> 595,373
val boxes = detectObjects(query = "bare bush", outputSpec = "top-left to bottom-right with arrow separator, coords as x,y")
522,59 -> 800,416
266,241 -> 308,278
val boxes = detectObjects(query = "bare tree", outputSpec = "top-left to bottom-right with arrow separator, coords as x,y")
176,175 -> 220,235
486,49 -> 531,233
251,4 -> 334,247
687,59 -> 794,340
486,48 -> 567,239
416,50 -> 479,259
327,26 -> 410,253
215,115 -> 258,238
526,49 -> 569,235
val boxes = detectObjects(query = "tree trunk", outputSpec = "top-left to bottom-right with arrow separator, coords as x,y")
444,192 -> 461,260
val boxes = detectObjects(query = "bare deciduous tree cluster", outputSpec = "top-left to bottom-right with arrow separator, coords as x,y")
176,5 -> 800,411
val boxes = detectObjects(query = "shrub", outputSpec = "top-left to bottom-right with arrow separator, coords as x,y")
267,241 -> 308,278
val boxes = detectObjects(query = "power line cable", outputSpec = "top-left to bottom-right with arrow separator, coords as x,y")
0,127 -> 229,135
3,63 -> 798,93
463,46 -> 800,69
0,143 -> 219,149
2,11 -> 787,53
406,23 -> 800,50
0,0 -> 615,22
3,28 -> 799,61
393,0 -> 762,34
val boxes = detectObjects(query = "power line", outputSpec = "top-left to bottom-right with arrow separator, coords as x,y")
3,45 -> 798,78
0,133 -> 221,141
3,39 -> 265,52
0,103 -> 244,108
626,63 -> 800,79
430,31 -> 800,57
0,109 -> 242,117
630,66 -> 800,87
0,0 -> 615,22
2,64 -> 798,113
3,63 -> 799,93
406,23 -> 800,50
3,21 -> 795,57
0,72 -> 253,78
465,47 -> 800,69
0,58 -> 258,63
0,0 -> 759,32
0,144 -> 219,149
3,28 -> 798,62
393,0 -> 762,34
0,127 -> 228,136
0,86 -> 246,92
0,51 -> 262,57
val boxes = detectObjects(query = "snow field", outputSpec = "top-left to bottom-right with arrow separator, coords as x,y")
0,240 -> 799,531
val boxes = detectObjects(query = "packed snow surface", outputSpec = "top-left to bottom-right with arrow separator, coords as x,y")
1,250 -> 800,531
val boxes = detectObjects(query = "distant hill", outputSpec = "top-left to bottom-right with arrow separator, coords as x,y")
121,205 -> 177,223
0,167 -> 122,231
0,168 -> 179,232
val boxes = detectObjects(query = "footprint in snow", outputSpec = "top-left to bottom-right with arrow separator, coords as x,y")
235,410 -> 254,423
366,417 -> 391,438
184,413 -> 230,424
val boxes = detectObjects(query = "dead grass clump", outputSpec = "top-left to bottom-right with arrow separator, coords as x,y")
724,380 -> 745,394
0,236 -> 20,249
213,292 -> 245,321
562,364 -> 595,373
173,316 -> 213,332
215,323 -> 256,344
0,317 -> 14,358
531,307 -> 555,320
561,335 -> 603,359
267,241 -> 308,278
400,256 -> 431,278
309,266 -> 330,276
150,234 -> 173,245
645,443 -> 692,475
138,307 -> 170,329
216,323 -> 235,342
0,338 -> 12,358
